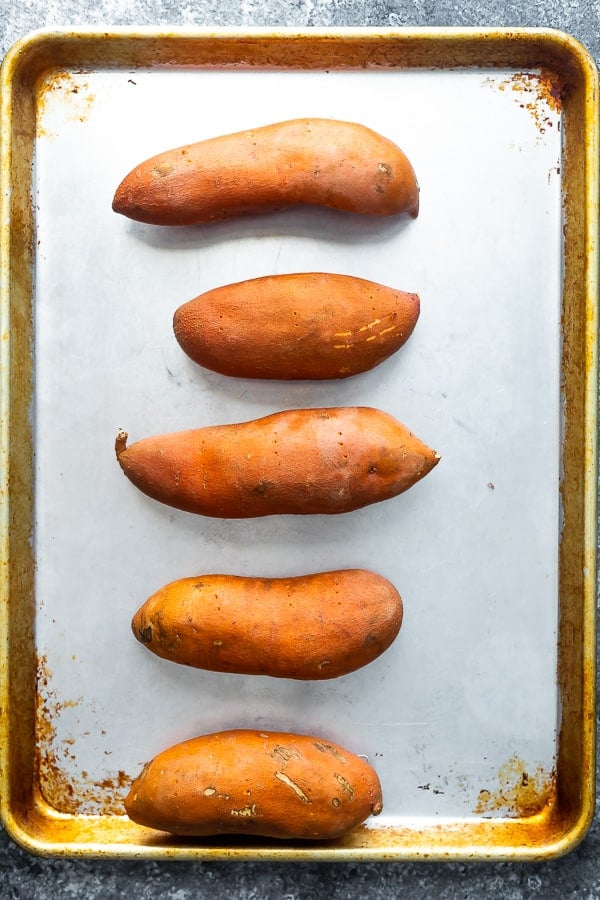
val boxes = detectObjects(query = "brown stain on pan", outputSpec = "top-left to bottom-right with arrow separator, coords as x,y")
474,754 -> 556,818
35,655 -> 132,815
36,70 -> 96,137
495,70 -> 562,133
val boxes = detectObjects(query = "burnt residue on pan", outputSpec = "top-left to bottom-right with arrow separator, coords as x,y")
474,754 -> 556,818
36,71 -> 96,138
493,70 -> 563,134
35,655 -> 132,815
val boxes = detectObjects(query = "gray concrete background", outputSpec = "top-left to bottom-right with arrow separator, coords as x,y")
1,1 -> 598,896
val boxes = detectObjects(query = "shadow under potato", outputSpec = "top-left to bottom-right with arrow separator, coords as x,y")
144,828 -> 370,849
124,204 -> 415,252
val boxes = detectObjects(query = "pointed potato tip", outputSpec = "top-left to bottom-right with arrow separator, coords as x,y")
130,608 -> 145,643
112,185 -> 125,215
112,171 -> 134,215
123,784 -> 137,817
115,429 -> 128,459
372,798 -> 383,816
408,181 -> 420,218
112,178 -> 139,218
422,447 -> 441,476
172,302 -> 184,333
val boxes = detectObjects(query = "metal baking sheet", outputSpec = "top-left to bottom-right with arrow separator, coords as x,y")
0,27 -> 597,860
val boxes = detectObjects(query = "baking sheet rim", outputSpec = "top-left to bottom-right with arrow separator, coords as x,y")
0,25 -> 597,861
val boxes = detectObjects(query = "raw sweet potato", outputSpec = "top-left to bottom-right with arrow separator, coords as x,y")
112,118 -> 419,225
132,568 -> 403,680
173,272 -> 420,380
125,729 -> 383,839
115,406 -> 439,518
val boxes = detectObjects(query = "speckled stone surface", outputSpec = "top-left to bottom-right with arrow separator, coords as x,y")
1,1 -> 599,897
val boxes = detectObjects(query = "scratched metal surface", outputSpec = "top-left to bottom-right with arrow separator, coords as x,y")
31,60 -> 562,831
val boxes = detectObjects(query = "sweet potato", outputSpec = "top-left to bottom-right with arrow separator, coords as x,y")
173,272 -> 420,380
125,729 -> 382,838
115,406 -> 439,518
132,568 -> 402,680
112,118 -> 419,225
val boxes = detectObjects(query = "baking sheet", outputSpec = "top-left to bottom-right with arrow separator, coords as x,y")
0,28 -> 597,860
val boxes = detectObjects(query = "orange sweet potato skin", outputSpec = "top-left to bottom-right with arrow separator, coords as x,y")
112,118 -> 419,225
115,406 -> 439,518
132,568 -> 403,680
125,729 -> 383,838
173,273 -> 420,380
